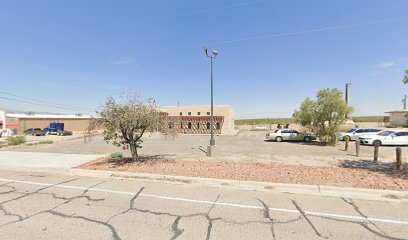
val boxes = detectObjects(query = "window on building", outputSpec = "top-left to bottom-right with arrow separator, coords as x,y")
197,122 -> 200,129
206,122 -> 210,129
197,112 -> 201,115
179,112 -> 182,116
188,112 -> 191,116
207,112 -> 210,115
180,123 -> 183,129
216,122 -> 221,129
188,122 -> 192,129
168,122 -> 173,129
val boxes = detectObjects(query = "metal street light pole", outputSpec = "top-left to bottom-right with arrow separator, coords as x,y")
204,47 -> 218,146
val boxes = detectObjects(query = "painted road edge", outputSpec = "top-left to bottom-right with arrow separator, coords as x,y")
68,168 -> 408,203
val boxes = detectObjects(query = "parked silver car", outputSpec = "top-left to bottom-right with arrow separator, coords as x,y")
339,128 -> 382,141
265,129 -> 316,142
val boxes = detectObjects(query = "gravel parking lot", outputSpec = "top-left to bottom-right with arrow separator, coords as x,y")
2,130 -> 407,168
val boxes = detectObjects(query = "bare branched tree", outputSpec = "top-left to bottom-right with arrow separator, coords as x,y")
86,93 -> 172,161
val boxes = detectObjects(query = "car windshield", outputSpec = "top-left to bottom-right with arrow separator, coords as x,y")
274,130 -> 279,133
377,131 -> 395,136
346,128 -> 356,133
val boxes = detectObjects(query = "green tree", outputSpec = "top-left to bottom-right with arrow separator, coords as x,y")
403,69 -> 408,84
86,93 -> 167,161
293,88 -> 353,144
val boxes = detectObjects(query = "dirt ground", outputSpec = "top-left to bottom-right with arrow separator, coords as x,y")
3,129 -> 408,168
0,132 -> 84,145
4,125 -> 408,190
78,157 -> 408,191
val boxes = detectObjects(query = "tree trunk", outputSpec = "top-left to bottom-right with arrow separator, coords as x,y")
129,142 -> 139,161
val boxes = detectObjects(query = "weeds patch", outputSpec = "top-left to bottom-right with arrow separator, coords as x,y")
7,136 -> 26,145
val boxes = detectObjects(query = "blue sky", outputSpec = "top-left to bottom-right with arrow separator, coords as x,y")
0,0 -> 407,118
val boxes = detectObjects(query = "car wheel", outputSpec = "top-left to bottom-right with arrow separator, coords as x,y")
304,136 -> 312,142
275,136 -> 283,142
373,140 -> 382,147
343,136 -> 351,141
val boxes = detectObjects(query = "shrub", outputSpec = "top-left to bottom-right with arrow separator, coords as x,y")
110,152 -> 123,158
7,136 -> 26,145
293,88 -> 353,145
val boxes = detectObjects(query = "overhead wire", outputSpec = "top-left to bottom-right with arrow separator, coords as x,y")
0,95 -> 95,112
206,16 -> 408,45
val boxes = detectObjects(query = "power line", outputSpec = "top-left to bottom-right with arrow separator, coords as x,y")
0,96 -> 94,112
0,91 -> 94,112
192,0 -> 268,14
206,16 -> 408,45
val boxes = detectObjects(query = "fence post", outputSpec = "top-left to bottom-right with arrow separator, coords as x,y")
373,145 -> 379,162
355,140 -> 360,157
396,147 -> 402,170
345,137 -> 349,151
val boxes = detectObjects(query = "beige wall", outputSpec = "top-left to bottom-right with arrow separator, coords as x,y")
159,105 -> 235,135
389,112 -> 407,126
6,117 -> 92,134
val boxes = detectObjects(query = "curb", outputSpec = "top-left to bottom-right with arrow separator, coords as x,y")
69,168 -> 408,203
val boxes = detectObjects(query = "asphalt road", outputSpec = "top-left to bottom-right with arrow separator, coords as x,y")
0,169 -> 407,240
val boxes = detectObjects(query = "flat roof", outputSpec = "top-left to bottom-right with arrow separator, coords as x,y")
385,110 -> 408,113
6,113 -> 93,119
159,105 -> 232,108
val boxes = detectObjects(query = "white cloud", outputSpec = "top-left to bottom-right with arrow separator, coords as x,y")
112,57 -> 134,65
379,61 -> 395,69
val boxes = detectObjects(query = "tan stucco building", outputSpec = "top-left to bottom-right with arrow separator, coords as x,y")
0,105 -> 235,135
159,105 -> 235,135
1,111 -> 93,134
385,110 -> 408,127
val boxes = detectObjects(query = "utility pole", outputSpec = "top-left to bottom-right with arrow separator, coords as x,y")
345,82 -> 352,119
402,95 -> 407,110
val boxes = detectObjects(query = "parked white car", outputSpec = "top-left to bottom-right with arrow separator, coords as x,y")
0,129 -> 15,138
339,128 -> 382,141
265,129 -> 316,142
359,131 -> 408,146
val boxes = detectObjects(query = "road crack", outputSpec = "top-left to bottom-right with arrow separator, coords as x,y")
258,199 -> 277,239
48,210 -> 121,240
342,198 -> 387,235
316,215 -> 406,240
292,200 -> 328,239
170,216 -> 183,240
107,187 -> 145,223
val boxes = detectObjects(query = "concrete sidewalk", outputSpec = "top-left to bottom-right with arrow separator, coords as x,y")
0,151 -> 104,170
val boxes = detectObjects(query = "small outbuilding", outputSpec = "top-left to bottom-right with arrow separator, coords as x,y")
385,110 -> 408,127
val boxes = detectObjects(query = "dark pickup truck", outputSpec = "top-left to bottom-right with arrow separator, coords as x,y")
24,128 -> 46,136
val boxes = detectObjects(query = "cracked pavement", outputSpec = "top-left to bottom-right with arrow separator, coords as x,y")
0,169 -> 407,239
